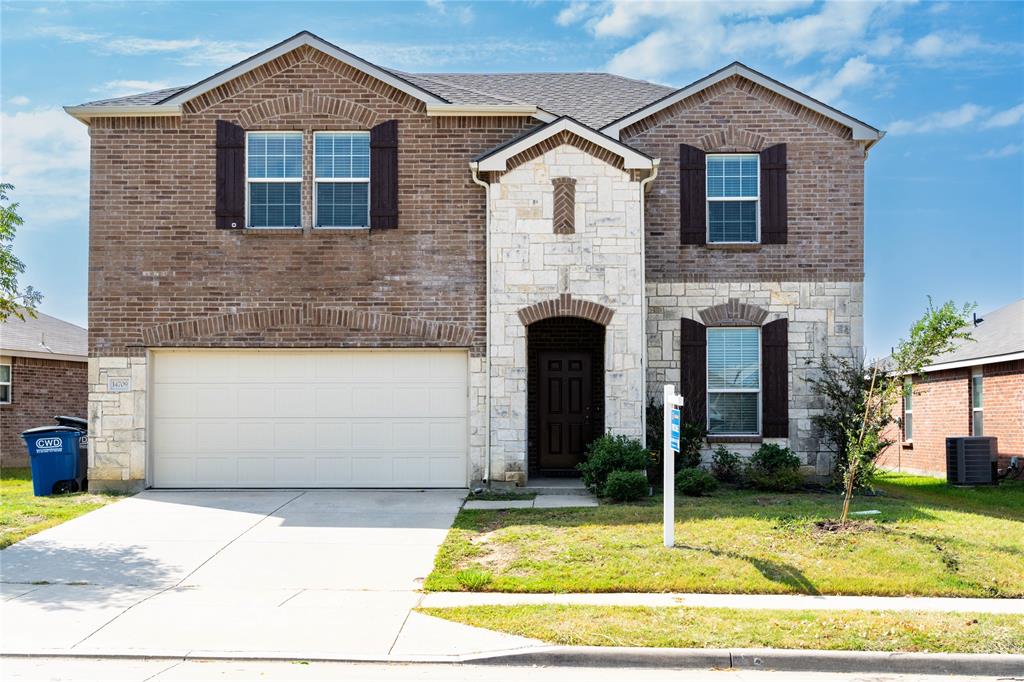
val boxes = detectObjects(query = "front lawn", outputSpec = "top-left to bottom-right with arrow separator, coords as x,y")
421,605 -> 1024,654
0,468 -> 124,549
425,488 -> 1023,596
876,472 -> 1024,519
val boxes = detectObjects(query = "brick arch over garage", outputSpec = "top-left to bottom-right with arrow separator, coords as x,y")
517,294 -> 615,327
141,306 -> 473,346
237,91 -> 380,128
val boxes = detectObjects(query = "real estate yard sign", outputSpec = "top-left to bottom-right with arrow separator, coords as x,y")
663,385 -> 685,548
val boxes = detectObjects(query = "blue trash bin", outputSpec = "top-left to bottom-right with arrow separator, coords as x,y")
21,426 -> 86,496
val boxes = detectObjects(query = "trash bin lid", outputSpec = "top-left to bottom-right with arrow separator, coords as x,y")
21,425 -> 88,437
53,415 -> 87,430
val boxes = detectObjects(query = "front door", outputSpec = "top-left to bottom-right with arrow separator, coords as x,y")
538,352 -> 593,471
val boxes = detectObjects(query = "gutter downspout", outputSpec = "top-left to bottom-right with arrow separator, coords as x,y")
469,162 -> 492,485
638,160 -> 660,447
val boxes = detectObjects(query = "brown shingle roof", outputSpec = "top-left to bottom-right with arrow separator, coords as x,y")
0,312 -> 87,359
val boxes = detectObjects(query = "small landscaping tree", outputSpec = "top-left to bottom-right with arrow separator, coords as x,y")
834,298 -> 975,523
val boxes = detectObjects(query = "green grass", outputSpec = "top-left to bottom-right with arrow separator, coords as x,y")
420,605 -> 1024,654
876,472 -> 1024,519
0,468 -> 124,549
425,488 -> 1024,597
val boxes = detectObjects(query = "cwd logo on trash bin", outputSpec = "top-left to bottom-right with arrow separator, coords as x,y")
35,437 -> 63,452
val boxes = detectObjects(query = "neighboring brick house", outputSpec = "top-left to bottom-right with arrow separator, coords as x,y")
878,300 -> 1023,477
65,32 -> 883,491
0,312 -> 88,466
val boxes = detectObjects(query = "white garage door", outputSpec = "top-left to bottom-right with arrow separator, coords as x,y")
150,349 -> 468,488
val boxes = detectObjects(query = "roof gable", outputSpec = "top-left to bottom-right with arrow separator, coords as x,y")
473,116 -> 655,172
0,311 -> 87,360
601,62 -> 884,147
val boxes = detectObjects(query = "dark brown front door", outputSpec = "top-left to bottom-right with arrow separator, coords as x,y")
538,352 -> 593,470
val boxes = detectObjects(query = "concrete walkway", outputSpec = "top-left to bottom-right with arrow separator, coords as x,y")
420,591 -> 1024,614
0,489 -> 539,659
463,494 -> 597,509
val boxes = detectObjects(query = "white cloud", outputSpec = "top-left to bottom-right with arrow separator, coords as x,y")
556,1 -> 591,27
0,107 -> 90,227
36,26 -> 260,68
972,143 -> 1022,160
887,103 -> 989,135
424,0 -> 475,25
804,56 -> 879,103
982,103 -> 1024,129
909,32 -> 984,60
8,95 -> 31,106
566,1 -> 890,80
96,80 -> 173,97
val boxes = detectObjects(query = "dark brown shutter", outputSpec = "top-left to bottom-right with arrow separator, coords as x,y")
761,318 -> 789,437
215,120 -> 245,229
679,317 -> 707,425
679,144 -> 706,245
370,119 -> 399,229
760,143 -> 787,244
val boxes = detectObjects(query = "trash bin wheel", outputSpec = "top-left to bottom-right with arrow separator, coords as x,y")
52,480 -> 79,495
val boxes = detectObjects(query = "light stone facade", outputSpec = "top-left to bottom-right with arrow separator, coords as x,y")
646,280 -> 864,472
485,143 -> 646,481
87,355 -> 148,491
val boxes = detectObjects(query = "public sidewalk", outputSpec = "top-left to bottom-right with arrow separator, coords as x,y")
420,591 -> 1024,614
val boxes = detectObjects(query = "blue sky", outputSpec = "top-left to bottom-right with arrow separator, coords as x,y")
1,0 -> 1022,358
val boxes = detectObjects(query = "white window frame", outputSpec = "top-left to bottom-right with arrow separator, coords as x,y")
902,377 -> 913,442
313,131 -> 371,230
245,131 -> 303,229
706,153 -> 760,244
971,367 -> 984,436
0,363 -> 11,404
706,326 -> 761,436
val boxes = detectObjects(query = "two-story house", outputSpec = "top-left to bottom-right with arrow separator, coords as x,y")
66,32 -> 883,491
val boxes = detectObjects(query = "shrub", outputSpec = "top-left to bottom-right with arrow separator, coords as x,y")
710,445 -> 743,482
645,398 -> 707,484
676,420 -> 707,470
603,470 -> 649,502
675,467 -> 718,496
578,434 -> 651,493
746,443 -> 803,492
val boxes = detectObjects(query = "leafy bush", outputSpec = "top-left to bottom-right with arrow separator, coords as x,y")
645,398 -> 707,484
710,445 -> 743,482
675,467 -> 718,496
578,434 -> 651,493
603,470 -> 649,502
746,443 -> 803,492
676,420 -> 707,469
456,568 -> 493,590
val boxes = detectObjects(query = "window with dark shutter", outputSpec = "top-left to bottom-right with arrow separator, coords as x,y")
370,119 -> 399,229
215,120 -> 245,229
679,317 -> 707,425
759,143 -> 788,244
761,318 -> 789,437
679,144 -> 706,245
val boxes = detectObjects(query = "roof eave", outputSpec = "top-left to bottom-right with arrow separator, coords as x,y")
600,62 -> 884,145
0,348 -> 87,363
426,103 -> 556,122
64,104 -> 182,124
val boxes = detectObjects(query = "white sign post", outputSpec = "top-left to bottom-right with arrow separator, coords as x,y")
662,384 -> 685,548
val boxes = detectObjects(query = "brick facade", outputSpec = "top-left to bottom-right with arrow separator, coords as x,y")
0,356 -> 88,467
879,360 -> 1024,476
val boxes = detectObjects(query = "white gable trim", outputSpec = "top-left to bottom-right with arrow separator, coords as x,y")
160,31 -> 447,107
475,117 -> 655,172
600,62 -> 885,145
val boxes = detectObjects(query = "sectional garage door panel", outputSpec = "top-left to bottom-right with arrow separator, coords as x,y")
150,350 -> 468,488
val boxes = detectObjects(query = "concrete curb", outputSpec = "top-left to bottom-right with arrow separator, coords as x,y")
3,646 -> 1022,676
468,646 -> 1024,676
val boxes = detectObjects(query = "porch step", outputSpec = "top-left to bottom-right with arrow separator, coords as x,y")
523,477 -> 590,496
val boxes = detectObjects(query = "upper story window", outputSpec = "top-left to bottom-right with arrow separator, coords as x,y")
902,378 -> 913,441
706,154 -> 759,243
0,364 -> 11,403
971,368 -> 984,436
314,132 -> 370,229
247,132 -> 302,228
707,327 -> 760,435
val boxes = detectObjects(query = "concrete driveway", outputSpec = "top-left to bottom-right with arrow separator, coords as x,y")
0,490 -> 537,659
